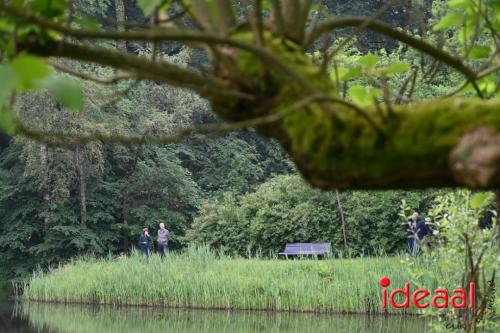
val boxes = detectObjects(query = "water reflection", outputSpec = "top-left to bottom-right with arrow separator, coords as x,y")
0,302 -> 48,333
13,302 -> 429,333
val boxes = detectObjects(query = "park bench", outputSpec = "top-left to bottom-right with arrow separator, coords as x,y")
278,242 -> 331,259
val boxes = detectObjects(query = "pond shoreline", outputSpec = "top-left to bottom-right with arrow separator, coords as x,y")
22,250 -> 446,316
19,300 -> 432,333
20,298 -> 422,317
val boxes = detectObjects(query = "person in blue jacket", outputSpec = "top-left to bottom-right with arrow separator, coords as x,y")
412,217 -> 437,255
138,228 -> 152,256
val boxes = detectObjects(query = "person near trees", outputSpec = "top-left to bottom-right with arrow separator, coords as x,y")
157,222 -> 170,259
403,211 -> 420,254
412,217 -> 438,256
138,228 -> 152,256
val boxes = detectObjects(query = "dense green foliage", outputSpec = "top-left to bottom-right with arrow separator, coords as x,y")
188,175 -> 436,256
0,76 -> 292,277
406,190 -> 499,332
23,246 -> 445,314
0,49 -> 293,278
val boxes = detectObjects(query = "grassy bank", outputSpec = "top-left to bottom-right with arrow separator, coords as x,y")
22,247 -> 448,314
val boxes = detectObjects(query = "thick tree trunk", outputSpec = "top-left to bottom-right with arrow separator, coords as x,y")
281,0 -> 310,42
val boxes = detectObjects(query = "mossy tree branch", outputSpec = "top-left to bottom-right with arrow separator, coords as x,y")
16,39 -> 246,100
2,1 -> 500,191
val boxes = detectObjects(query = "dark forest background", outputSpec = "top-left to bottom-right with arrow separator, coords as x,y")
0,0 -> 447,279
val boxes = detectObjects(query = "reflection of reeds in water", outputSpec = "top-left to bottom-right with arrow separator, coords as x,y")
23,247 -> 447,314
21,302 -> 430,333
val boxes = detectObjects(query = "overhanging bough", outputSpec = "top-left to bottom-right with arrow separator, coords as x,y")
0,0 -> 499,189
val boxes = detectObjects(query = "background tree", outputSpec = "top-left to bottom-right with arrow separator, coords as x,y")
0,42 -> 293,276
187,174 -> 437,256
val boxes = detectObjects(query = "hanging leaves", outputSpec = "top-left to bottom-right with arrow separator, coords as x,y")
0,105 -> 16,135
433,12 -> 464,31
10,54 -> 53,89
348,85 -> 382,107
42,77 -> 84,112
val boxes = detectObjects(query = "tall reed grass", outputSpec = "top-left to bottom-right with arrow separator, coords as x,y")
22,246 -> 450,314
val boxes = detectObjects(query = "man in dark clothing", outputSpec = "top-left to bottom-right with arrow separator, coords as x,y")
403,212 -> 420,254
412,217 -> 436,255
139,228 -> 152,256
157,222 -> 169,259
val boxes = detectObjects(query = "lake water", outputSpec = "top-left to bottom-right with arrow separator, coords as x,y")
1,301 -> 430,333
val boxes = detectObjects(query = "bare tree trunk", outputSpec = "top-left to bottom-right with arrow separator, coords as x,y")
75,146 -> 87,226
40,144 -> 51,226
403,0 -> 411,28
122,197 -> 129,252
149,5 -> 159,60
121,146 -> 142,252
114,0 -> 127,51
281,0 -> 309,42
336,189 -> 348,252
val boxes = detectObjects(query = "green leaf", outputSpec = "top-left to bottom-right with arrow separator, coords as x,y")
0,105 -> 16,136
449,0 -> 472,9
385,62 -> 410,76
468,46 -> 491,59
348,85 -> 382,106
138,0 -> 163,16
339,66 -> 362,81
358,54 -> 380,68
42,77 -> 83,112
458,18 -> 479,45
10,54 -> 52,89
479,77 -> 496,94
433,12 -> 463,30
31,0 -> 67,18
74,17 -> 101,30
0,19 -> 15,33
470,192 -> 492,209
0,65 -> 18,104
261,0 -> 272,11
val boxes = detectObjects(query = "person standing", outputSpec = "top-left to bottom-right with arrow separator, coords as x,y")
139,228 -> 152,256
157,222 -> 169,259
403,212 -> 419,254
412,217 -> 436,256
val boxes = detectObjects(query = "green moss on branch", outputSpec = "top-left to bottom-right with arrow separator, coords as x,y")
212,33 -> 500,189
286,98 -> 500,189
